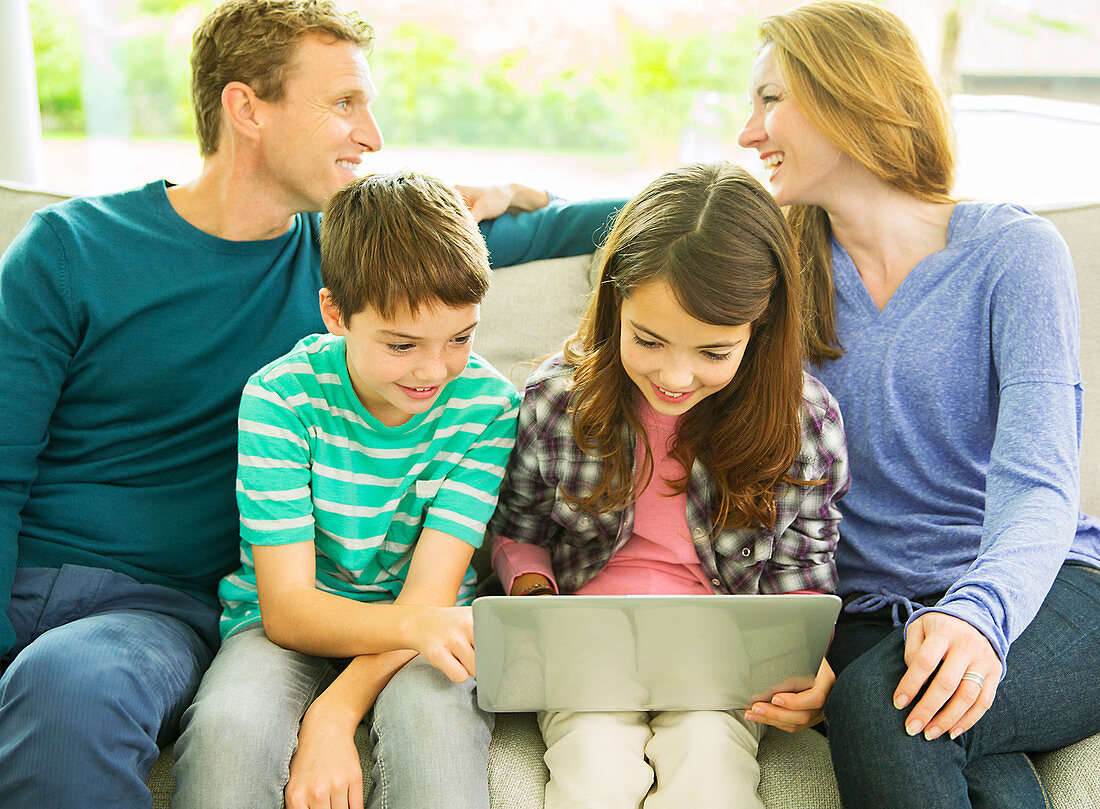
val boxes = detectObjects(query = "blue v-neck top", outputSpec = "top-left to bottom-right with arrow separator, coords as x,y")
811,200 -> 1100,665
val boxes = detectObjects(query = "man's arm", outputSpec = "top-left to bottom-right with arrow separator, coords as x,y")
478,196 -> 626,268
456,183 -> 550,222
0,213 -> 76,654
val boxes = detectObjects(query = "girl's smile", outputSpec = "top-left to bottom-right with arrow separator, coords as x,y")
619,281 -> 752,416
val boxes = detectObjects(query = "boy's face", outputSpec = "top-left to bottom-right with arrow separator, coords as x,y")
320,289 -> 479,427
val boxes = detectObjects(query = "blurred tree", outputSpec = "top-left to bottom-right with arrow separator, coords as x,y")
30,0 -> 85,132
597,16 -> 758,167
30,0 -> 758,165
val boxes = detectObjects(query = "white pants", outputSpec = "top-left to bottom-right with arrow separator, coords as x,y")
539,709 -> 766,809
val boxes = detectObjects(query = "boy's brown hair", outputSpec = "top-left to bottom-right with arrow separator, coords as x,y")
320,171 -> 491,320
190,0 -> 373,156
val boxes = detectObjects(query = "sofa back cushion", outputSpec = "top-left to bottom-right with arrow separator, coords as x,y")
1041,204 -> 1100,513
0,183 -> 68,255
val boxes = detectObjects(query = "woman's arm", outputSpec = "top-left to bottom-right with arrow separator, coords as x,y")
894,382 -> 1078,741
894,213 -> 1082,740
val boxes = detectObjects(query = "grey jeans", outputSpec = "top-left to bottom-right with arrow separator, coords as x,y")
171,625 -> 493,809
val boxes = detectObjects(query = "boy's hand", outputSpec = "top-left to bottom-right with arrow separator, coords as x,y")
407,605 -> 476,682
744,658 -> 835,733
285,700 -> 363,809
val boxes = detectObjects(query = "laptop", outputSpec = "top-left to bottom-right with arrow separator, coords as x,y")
473,593 -> 840,712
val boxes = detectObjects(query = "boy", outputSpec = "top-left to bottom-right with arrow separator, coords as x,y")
172,171 -> 519,809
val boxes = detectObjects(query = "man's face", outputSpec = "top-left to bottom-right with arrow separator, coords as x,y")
255,34 -> 383,213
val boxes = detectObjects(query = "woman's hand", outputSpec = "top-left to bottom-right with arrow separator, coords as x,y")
893,611 -> 1002,740
745,657 -> 835,733
285,700 -> 363,809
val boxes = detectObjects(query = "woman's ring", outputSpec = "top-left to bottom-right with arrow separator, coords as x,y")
961,671 -> 986,689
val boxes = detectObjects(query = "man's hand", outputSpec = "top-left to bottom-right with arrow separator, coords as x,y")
285,699 -> 363,809
745,658 -> 835,733
405,605 -> 476,682
456,183 -> 550,222
893,611 -> 1001,740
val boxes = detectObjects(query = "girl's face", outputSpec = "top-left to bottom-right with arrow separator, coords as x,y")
737,44 -> 853,208
619,281 -> 752,416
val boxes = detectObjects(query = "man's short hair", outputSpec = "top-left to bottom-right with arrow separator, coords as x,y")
190,0 -> 373,156
321,171 -> 491,320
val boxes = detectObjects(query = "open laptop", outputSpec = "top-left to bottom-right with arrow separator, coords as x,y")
473,593 -> 840,712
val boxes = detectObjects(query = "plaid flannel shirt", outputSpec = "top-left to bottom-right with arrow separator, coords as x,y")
488,355 -> 850,595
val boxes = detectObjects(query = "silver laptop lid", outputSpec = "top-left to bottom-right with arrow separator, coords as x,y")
473,593 -> 840,713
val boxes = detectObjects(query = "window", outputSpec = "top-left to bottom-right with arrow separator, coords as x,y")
15,0 -> 1100,206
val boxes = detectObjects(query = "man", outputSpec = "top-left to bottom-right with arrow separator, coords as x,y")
0,2 -> 617,806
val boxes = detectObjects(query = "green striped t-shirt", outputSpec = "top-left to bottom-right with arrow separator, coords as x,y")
218,333 -> 520,639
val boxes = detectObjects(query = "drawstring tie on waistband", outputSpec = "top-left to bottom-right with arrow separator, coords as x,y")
844,590 -> 927,627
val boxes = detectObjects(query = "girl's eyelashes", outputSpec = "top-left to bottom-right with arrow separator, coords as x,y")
387,343 -> 414,353
452,333 -> 474,345
633,333 -> 732,362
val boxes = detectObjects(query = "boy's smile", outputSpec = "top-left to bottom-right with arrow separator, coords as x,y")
320,289 -> 479,427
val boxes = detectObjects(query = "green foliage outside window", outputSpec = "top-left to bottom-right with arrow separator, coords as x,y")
29,0 -> 757,162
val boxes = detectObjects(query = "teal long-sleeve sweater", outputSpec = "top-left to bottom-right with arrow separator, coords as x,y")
0,180 -> 622,655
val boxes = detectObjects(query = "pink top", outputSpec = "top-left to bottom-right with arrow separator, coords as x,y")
492,398 -> 714,595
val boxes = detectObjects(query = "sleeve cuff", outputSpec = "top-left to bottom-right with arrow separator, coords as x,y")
490,535 -> 557,594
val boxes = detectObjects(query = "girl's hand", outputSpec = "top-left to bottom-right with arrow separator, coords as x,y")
893,611 -> 1001,740
745,658 -> 835,733
285,701 -> 363,809
407,605 -> 476,682
509,572 -> 555,596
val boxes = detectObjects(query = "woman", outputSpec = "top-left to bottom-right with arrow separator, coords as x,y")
736,2 -> 1100,807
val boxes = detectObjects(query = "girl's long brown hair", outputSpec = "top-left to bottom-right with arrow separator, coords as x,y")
759,1 -> 956,363
562,162 -> 807,530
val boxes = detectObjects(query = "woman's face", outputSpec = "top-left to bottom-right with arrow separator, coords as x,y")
737,44 -> 853,208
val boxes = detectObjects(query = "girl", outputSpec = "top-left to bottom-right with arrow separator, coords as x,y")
487,162 -> 849,809
737,3 -> 1100,808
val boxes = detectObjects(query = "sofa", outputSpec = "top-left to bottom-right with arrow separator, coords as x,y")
2,180 -> 1099,808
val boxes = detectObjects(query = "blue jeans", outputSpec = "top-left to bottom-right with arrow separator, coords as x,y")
825,562 -> 1100,809
0,565 -> 220,809
172,625 -> 494,809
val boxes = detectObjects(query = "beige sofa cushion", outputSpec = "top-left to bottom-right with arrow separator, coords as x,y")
1040,203 -> 1100,513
